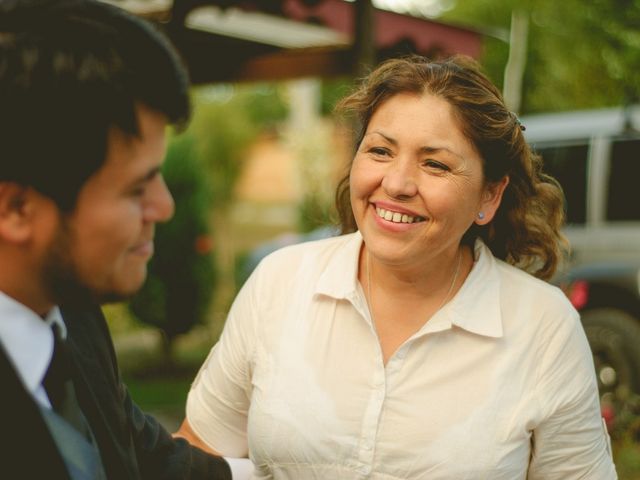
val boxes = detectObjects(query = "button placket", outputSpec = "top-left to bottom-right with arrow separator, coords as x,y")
355,367 -> 386,476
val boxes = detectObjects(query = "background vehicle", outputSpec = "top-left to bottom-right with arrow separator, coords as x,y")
522,105 -> 640,426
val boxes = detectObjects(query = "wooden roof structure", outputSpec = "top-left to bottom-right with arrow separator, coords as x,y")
107,0 -> 483,84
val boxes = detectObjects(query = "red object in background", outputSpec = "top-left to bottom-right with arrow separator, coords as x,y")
283,0 -> 483,59
194,235 -> 214,255
566,280 -> 589,310
601,404 -> 615,432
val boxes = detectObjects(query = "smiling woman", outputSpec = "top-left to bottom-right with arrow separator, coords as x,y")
177,56 -> 617,479
346,91 -> 509,361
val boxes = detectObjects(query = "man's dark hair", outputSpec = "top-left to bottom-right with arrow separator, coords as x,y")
0,0 -> 191,210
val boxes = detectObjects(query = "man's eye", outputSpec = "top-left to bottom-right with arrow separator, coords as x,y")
130,187 -> 146,197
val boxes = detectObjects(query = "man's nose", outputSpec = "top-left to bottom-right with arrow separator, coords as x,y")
145,176 -> 175,223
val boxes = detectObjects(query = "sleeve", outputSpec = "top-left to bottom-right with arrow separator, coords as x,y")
185,265 -> 261,458
527,309 -> 617,479
122,384 -> 232,480
64,305 -> 232,480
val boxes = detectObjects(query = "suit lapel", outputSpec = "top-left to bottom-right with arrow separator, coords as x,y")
64,306 -> 140,480
0,342 -> 70,478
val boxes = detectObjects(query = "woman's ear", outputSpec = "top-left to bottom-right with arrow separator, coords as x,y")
0,183 -> 36,243
475,176 -> 509,226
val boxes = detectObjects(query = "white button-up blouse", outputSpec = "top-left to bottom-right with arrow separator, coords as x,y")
186,232 -> 616,479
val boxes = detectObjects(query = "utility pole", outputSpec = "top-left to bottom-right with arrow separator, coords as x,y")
503,9 -> 529,114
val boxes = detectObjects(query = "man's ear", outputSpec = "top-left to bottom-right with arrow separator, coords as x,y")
476,176 -> 509,226
0,183 -> 36,243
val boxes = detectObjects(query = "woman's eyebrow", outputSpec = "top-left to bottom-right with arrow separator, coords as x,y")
420,145 -> 463,159
364,130 -> 397,145
365,130 -> 465,160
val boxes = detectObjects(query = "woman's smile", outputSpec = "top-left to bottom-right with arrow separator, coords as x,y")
373,202 -> 426,225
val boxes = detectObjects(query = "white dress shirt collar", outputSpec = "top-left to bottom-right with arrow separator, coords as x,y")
315,230 -> 362,300
315,232 -> 504,338
0,290 -> 65,403
447,239 -> 504,338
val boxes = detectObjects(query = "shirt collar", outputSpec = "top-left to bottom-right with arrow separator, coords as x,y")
45,306 -> 66,339
444,239 -> 504,338
315,233 -> 503,338
315,231 -> 363,300
0,290 -> 65,395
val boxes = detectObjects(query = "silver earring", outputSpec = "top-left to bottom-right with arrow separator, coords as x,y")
477,212 -> 485,220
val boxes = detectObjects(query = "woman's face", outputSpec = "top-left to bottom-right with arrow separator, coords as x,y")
350,92 -> 506,269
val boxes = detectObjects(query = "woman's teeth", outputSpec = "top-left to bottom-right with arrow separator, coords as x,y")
376,207 -> 425,224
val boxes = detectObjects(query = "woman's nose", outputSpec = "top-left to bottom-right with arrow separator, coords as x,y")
381,161 -> 418,199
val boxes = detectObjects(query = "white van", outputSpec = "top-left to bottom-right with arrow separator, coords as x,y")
522,105 -> 640,426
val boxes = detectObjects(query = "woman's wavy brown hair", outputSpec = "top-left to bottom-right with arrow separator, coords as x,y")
335,55 -> 567,280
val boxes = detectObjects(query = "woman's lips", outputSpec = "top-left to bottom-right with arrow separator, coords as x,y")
375,206 -> 425,224
372,202 -> 426,225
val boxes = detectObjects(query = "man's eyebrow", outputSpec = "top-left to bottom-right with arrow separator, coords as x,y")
130,166 -> 162,186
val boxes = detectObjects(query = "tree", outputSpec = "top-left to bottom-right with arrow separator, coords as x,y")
442,0 -> 640,112
190,84 -> 288,310
129,84 -> 288,362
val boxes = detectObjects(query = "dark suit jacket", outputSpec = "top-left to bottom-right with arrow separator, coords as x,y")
1,305 -> 231,480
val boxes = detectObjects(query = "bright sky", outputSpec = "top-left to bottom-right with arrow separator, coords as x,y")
372,0 -> 453,17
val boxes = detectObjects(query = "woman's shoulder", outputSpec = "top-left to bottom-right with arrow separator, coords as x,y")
474,239 -> 572,314
255,231 -> 360,275
494,256 -> 576,319
490,259 -> 585,364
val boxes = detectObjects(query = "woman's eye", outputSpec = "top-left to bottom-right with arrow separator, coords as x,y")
368,147 -> 389,156
424,160 -> 449,171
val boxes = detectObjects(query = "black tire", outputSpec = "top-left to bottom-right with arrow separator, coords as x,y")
581,308 -> 640,412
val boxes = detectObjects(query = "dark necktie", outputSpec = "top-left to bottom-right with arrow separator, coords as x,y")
43,325 -> 93,440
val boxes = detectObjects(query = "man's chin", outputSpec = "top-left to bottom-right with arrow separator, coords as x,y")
54,281 -> 143,309
95,290 -> 138,305
42,221 -> 148,309
94,274 -> 148,305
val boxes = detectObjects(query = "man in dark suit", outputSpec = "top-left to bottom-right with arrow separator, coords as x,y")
0,1 -> 232,478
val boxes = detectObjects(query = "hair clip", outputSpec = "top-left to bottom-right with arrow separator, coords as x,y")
511,112 -> 526,131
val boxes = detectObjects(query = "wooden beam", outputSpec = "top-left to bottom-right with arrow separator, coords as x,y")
233,46 -> 352,82
185,44 -> 353,83
353,0 -> 375,75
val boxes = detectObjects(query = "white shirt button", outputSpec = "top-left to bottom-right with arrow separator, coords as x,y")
358,465 -> 370,475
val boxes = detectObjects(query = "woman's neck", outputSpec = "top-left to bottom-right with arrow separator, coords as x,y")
359,242 -> 474,365
361,243 -> 470,300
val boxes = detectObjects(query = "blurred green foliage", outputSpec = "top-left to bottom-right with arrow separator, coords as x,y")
128,84 -> 289,358
129,133 -> 216,359
190,83 -> 288,207
442,0 -> 640,112
320,77 -> 353,116
297,192 -> 335,233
